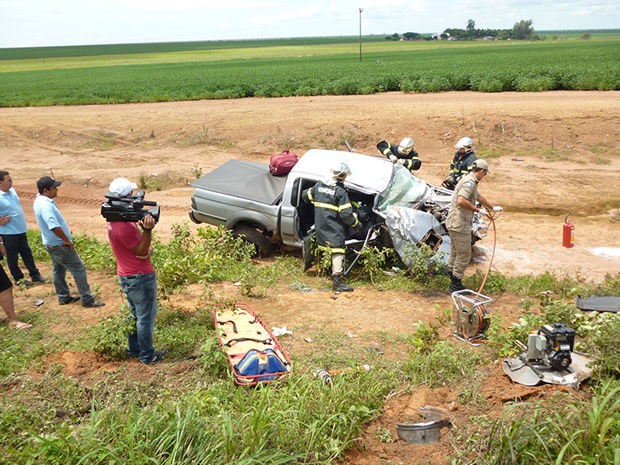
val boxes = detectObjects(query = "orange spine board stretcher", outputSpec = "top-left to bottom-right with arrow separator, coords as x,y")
213,302 -> 291,386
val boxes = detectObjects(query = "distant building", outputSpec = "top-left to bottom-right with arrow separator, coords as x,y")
431,32 -> 450,40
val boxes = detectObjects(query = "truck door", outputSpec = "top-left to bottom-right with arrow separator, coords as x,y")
279,177 -> 302,246
280,177 -> 316,247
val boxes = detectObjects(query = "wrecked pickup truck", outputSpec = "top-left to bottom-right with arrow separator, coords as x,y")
189,149 -> 487,265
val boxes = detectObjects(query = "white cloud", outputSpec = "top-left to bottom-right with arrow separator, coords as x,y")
0,0 -> 618,47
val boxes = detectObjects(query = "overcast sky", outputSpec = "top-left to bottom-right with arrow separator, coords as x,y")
1,0 -> 618,48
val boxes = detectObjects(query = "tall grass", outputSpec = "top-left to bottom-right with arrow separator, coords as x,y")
483,380 -> 619,465
13,371 -> 395,465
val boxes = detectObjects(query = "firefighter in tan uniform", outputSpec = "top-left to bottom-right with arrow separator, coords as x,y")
446,159 -> 502,292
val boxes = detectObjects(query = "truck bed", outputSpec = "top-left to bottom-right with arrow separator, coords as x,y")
191,160 -> 288,205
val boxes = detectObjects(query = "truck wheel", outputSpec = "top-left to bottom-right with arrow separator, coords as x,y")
233,225 -> 272,258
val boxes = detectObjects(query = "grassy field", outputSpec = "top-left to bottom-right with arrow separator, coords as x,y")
0,227 -> 618,464
0,34 -> 618,106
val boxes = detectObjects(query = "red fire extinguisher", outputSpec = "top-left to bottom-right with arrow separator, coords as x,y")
562,212 -> 575,248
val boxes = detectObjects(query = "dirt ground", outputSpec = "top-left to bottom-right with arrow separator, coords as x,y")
1,91 -> 619,464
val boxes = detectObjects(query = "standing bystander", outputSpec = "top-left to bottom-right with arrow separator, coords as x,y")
0,239 -> 32,329
33,176 -> 104,307
106,178 -> 165,365
0,170 -> 47,287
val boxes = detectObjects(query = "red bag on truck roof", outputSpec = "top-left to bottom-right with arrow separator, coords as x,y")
269,150 -> 298,176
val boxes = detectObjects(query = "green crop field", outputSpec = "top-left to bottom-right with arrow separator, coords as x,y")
0,34 -> 618,107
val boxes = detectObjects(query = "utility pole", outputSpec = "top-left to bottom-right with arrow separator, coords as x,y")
359,8 -> 363,62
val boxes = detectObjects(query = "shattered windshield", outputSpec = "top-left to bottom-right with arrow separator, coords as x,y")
376,164 -> 429,212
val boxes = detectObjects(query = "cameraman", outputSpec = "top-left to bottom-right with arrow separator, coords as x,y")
106,178 -> 165,365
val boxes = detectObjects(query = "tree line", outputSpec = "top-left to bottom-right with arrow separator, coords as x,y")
386,19 -> 538,41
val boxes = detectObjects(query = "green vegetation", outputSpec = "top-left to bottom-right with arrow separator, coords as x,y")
483,380 -> 619,464
4,225 -> 619,464
444,18 -> 537,40
0,35 -> 618,106
0,35 -> 388,60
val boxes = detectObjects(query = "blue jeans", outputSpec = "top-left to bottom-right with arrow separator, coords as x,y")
45,245 -> 96,305
119,273 -> 158,363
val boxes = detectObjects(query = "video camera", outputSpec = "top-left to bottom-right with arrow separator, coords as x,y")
101,191 -> 160,223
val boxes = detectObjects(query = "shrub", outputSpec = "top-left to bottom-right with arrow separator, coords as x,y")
515,75 -> 557,91
404,339 -> 487,387
152,223 -> 255,294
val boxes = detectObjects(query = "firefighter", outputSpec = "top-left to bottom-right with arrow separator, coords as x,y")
302,162 -> 361,293
442,136 -> 478,190
376,137 -> 421,172
446,159 -> 502,292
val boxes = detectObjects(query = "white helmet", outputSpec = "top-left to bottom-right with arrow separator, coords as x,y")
331,161 -> 351,181
398,137 -> 414,155
455,136 -> 473,150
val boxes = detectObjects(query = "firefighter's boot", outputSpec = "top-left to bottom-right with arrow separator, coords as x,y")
449,273 -> 465,293
332,274 -> 353,293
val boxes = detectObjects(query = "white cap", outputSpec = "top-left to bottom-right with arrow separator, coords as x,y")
108,177 -> 137,196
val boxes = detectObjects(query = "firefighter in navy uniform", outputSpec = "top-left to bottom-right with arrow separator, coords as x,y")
302,162 -> 361,293
442,136 -> 478,190
376,137 -> 421,172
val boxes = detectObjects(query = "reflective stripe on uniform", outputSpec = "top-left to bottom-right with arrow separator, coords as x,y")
318,244 -> 346,255
312,201 -> 352,212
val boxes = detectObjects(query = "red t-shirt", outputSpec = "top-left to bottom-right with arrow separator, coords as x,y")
107,222 -> 155,276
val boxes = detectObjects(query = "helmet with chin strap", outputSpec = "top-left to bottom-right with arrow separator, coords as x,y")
331,162 -> 351,181
455,136 -> 474,150
398,137 -> 414,155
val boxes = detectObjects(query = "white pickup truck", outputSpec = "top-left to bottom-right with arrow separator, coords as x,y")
189,149 -> 487,261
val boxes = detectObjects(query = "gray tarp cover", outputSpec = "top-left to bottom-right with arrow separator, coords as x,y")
575,295 -> 620,313
191,160 -> 288,205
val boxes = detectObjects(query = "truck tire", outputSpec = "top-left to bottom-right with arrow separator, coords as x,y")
233,225 -> 272,258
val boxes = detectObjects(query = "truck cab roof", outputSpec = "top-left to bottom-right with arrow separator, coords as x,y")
292,149 -> 394,194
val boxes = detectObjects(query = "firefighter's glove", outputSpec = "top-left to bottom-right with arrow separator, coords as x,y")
478,208 -> 489,217
389,155 -> 398,163
397,159 -> 406,165
441,176 -> 456,190
493,206 -> 503,212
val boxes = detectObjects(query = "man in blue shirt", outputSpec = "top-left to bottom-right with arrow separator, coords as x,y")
0,170 -> 46,287
33,176 -> 104,307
